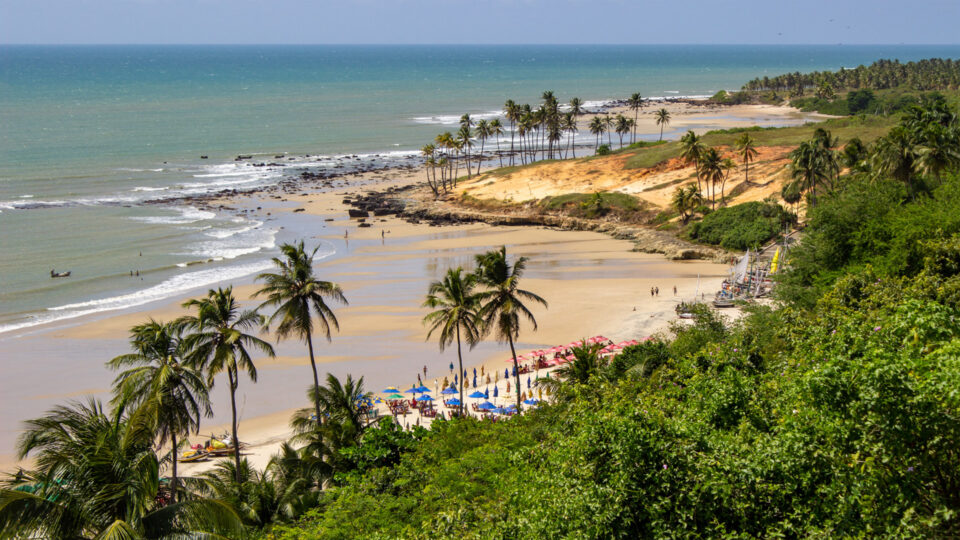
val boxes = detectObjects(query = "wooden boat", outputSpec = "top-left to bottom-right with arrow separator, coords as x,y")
180,448 -> 208,463
50,270 -> 71,278
712,299 -> 736,308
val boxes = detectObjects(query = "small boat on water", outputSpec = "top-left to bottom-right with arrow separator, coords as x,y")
50,269 -> 71,278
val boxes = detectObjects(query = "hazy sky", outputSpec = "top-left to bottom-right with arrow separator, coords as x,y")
1,0 -> 958,45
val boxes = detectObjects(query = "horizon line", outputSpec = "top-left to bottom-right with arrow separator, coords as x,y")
3,42 -> 960,47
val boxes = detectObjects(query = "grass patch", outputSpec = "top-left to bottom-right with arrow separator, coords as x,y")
687,201 -> 796,250
623,115 -> 896,170
538,192 -> 653,221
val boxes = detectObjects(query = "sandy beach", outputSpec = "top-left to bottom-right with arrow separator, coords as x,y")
0,98 -> 803,473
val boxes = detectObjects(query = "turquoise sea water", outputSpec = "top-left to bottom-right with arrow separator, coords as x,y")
2,44 -> 959,332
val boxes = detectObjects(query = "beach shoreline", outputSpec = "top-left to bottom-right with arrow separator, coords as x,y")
0,98 -> 804,473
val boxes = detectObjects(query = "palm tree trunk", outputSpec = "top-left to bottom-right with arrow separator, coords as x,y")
306,330 -> 322,425
496,137 -> 502,168
171,432 -> 178,503
228,368 -> 241,483
509,121 -> 515,166
456,325 -> 465,418
659,124 -> 664,141
477,139 -> 485,176
508,334 -> 522,412
633,110 -> 638,144
571,130 -> 576,159
744,161 -> 749,184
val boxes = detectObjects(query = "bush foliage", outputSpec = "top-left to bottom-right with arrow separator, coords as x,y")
687,201 -> 795,250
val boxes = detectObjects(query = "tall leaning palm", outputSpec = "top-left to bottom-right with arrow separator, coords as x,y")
475,246 -> 547,411
180,286 -> 275,482
628,92 -> 644,143
736,133 -> 759,184
256,241 -> 347,425
655,108 -> 671,141
422,267 -> 482,417
108,319 -> 211,503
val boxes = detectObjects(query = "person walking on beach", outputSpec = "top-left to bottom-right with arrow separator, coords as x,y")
655,286 -> 659,296
650,287 -> 655,297
673,285 -> 677,295
423,365 -> 427,377
449,361 -> 454,373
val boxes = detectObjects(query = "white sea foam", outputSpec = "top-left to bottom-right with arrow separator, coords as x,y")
411,110 -> 503,125
204,220 -> 262,239
186,224 -> 277,260
132,186 -> 168,192
132,206 -> 216,225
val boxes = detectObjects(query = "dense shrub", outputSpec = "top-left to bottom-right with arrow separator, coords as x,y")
687,201 -> 795,250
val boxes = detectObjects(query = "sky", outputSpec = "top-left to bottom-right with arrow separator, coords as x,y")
1,0 -> 958,45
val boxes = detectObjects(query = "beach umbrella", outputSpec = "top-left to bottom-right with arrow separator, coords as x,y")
382,386 -> 399,393
494,386 -> 499,398
418,395 -> 434,401
463,369 -> 467,379
527,376 -> 531,389
415,385 -> 430,393
504,368 -> 508,378
484,388 -> 490,399
468,390 -> 485,399
538,388 -> 542,399
447,398 -> 461,406
511,366 -> 517,377
387,393 -> 404,400
405,387 -> 420,394
441,386 -> 457,395
454,374 -> 458,386
473,367 -> 477,378
477,401 -> 496,411
473,375 -> 477,387
524,398 -> 540,405
492,407 -> 508,415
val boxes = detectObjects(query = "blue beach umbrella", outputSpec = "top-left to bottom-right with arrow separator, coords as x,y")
492,407 -> 508,414
405,387 -> 419,394
468,390 -> 486,399
415,385 -> 430,393
484,388 -> 490,399
382,386 -> 399,393
523,398 -> 539,405
511,366 -> 517,377
473,375 -> 477,387
447,398 -> 461,406
441,386 -> 458,395
527,376 -> 531,389
473,368 -> 477,378
418,395 -> 434,401
504,368 -> 509,378
454,374 -> 458,386
477,401 -> 496,411
494,386 -> 499,398
463,369 -> 467,379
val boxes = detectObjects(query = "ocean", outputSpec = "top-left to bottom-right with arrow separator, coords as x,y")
2,44 -> 959,333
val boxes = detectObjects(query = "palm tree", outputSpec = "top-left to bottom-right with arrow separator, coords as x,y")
672,184 -> 702,224
1,399 -> 243,538
474,119 -> 491,175
790,140 -> 830,205
421,143 -> 440,196
680,130 -> 707,197
628,93 -> 644,143
423,267 -> 482,417
107,319 -> 211,503
474,246 -> 547,411
563,112 -> 577,159
537,342 -> 605,399
255,241 -> 347,426
603,114 -> 614,147
589,116 -> 606,152
504,100 -> 519,166
720,157 -> 736,206
458,125 -> 473,179
489,119 -> 504,168
736,133 -> 758,184
615,114 -> 632,148
654,108 -> 671,141
699,147 -> 725,209
180,286 -> 275,482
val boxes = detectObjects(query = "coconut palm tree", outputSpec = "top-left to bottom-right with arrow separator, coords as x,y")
255,241 -> 347,426
180,286 -> 275,482
489,118 -> 504,167
655,108 -> 671,141
423,267 -> 482,417
474,247 -> 547,411
736,133 -> 759,184
107,320 -> 211,503
0,399 -> 243,539
628,93 -> 644,143
603,114 -> 615,147
720,157 -> 737,206
679,130 -> 707,197
672,184 -> 702,224
536,342 -> 605,399
458,125 -> 473,179
699,147 -> 725,209
421,143 -> 440,196
504,100 -> 519,166
790,140 -> 831,205
589,116 -> 606,152
563,112 -> 577,159
474,119 -> 491,175
615,114 -> 633,148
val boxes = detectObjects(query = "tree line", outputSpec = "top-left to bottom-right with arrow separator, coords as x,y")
742,57 -> 960,98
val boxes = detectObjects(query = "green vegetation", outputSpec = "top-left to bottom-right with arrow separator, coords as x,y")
539,191 -> 643,219
687,200 -> 795,250
743,57 -> 960,95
